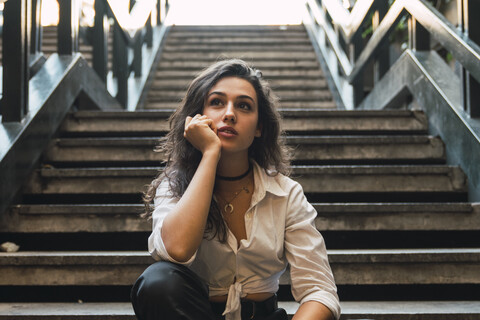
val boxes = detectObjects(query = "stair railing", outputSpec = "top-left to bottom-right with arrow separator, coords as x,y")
0,0 -> 170,216
304,0 -> 480,200
92,0 -> 170,109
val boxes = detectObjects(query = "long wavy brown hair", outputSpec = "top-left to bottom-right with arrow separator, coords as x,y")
143,59 -> 291,242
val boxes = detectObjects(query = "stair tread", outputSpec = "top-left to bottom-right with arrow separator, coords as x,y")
35,165 -> 464,176
64,109 -> 424,118
1,249 -> 480,286
4,203 -> 478,233
24,165 -> 466,195
159,52 -> 318,60
51,135 -> 440,146
59,110 -> 428,134
45,135 -> 445,164
1,301 -> 480,318
10,202 -> 473,215
2,248 -> 480,264
165,38 -> 312,44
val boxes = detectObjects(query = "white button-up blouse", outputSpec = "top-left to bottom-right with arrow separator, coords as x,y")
149,161 -> 341,320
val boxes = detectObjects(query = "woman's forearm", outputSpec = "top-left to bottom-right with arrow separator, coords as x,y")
161,148 -> 220,262
292,301 -> 335,320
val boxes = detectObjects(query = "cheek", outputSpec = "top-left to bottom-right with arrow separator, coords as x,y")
202,108 -> 218,119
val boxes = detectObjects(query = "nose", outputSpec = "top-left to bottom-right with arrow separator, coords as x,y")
223,101 -> 236,123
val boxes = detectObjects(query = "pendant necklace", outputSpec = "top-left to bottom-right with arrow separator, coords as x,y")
215,163 -> 253,214
216,184 -> 250,214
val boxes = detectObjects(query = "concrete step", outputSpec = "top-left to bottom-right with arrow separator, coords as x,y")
147,89 -> 333,102
155,64 -> 320,72
58,110 -> 428,135
43,136 -> 445,164
157,60 -> 319,69
162,44 -> 314,52
1,301 -> 480,320
160,51 -> 318,61
153,69 -> 325,79
2,203 -> 476,233
1,249 -> 479,286
168,25 -> 306,33
165,37 -> 312,45
22,165 -> 467,195
143,100 -> 339,109
168,31 -> 309,39
169,27 -> 307,35
150,78 -> 328,90
314,202 -> 477,231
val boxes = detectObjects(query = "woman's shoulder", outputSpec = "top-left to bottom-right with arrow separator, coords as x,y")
259,166 -> 302,197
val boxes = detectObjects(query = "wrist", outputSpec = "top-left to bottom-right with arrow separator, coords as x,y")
202,145 -> 221,161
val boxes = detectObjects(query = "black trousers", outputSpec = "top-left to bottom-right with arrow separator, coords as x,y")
131,261 -> 288,320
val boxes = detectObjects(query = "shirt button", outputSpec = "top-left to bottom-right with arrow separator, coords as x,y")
246,211 -> 252,219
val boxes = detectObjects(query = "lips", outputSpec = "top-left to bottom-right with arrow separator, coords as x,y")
218,126 -> 238,136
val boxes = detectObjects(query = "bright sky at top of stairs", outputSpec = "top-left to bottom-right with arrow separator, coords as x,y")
168,0 -> 304,25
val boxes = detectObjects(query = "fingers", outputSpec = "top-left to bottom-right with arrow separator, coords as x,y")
185,114 -> 210,129
185,116 -> 193,128
206,118 -> 217,134
184,114 -> 214,137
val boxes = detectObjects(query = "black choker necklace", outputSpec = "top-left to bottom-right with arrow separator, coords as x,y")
216,163 -> 252,181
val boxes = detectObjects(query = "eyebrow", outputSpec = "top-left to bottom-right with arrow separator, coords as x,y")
207,91 -> 256,103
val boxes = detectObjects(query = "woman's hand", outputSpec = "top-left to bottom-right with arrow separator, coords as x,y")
184,114 -> 221,156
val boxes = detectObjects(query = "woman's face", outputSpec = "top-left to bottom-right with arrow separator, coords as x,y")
202,76 -> 261,156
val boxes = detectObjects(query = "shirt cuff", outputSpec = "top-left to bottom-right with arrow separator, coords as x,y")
148,227 -> 197,266
300,291 -> 341,320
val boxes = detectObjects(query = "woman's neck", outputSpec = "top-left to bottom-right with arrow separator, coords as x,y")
216,153 -> 250,178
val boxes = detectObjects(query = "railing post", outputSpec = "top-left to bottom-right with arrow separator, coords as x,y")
113,23 -> 129,107
92,0 -> 109,82
157,0 -> 168,25
350,33 -> 364,107
131,0 -> 143,77
459,0 -> 480,117
372,2 -> 389,84
133,33 -> 143,77
1,0 -> 30,122
146,15 -> 153,48
31,0 -> 42,54
57,0 -> 79,54
408,17 -> 430,51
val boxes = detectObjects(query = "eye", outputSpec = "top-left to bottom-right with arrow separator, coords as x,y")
209,98 -> 223,106
238,102 -> 252,110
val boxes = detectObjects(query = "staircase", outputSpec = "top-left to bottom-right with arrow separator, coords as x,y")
1,25 -> 480,320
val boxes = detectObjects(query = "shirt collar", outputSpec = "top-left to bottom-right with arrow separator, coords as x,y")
251,160 -> 289,204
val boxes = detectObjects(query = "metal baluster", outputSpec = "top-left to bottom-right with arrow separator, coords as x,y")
113,22 -> 129,107
58,0 -> 79,55
459,0 -> 480,117
30,0 -> 42,54
93,0 -> 109,83
131,0 -> 142,77
350,33 -> 364,107
408,17 -> 430,52
1,0 -> 30,122
372,2 -> 389,84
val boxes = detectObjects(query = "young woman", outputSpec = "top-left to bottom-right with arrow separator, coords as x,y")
131,59 -> 340,320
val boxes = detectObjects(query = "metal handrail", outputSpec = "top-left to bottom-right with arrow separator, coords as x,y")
92,0 -> 170,108
348,0 -> 480,84
304,0 -> 480,201
0,0 -> 170,216
104,0 -> 157,44
321,0 -> 376,42
306,0 -> 480,110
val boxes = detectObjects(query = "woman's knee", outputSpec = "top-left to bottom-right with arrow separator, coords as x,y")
132,261 -> 207,303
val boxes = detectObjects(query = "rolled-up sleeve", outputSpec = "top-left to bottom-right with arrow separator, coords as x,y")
148,179 -> 196,265
284,182 -> 341,319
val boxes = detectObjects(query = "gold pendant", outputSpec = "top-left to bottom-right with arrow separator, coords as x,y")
224,203 -> 234,214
